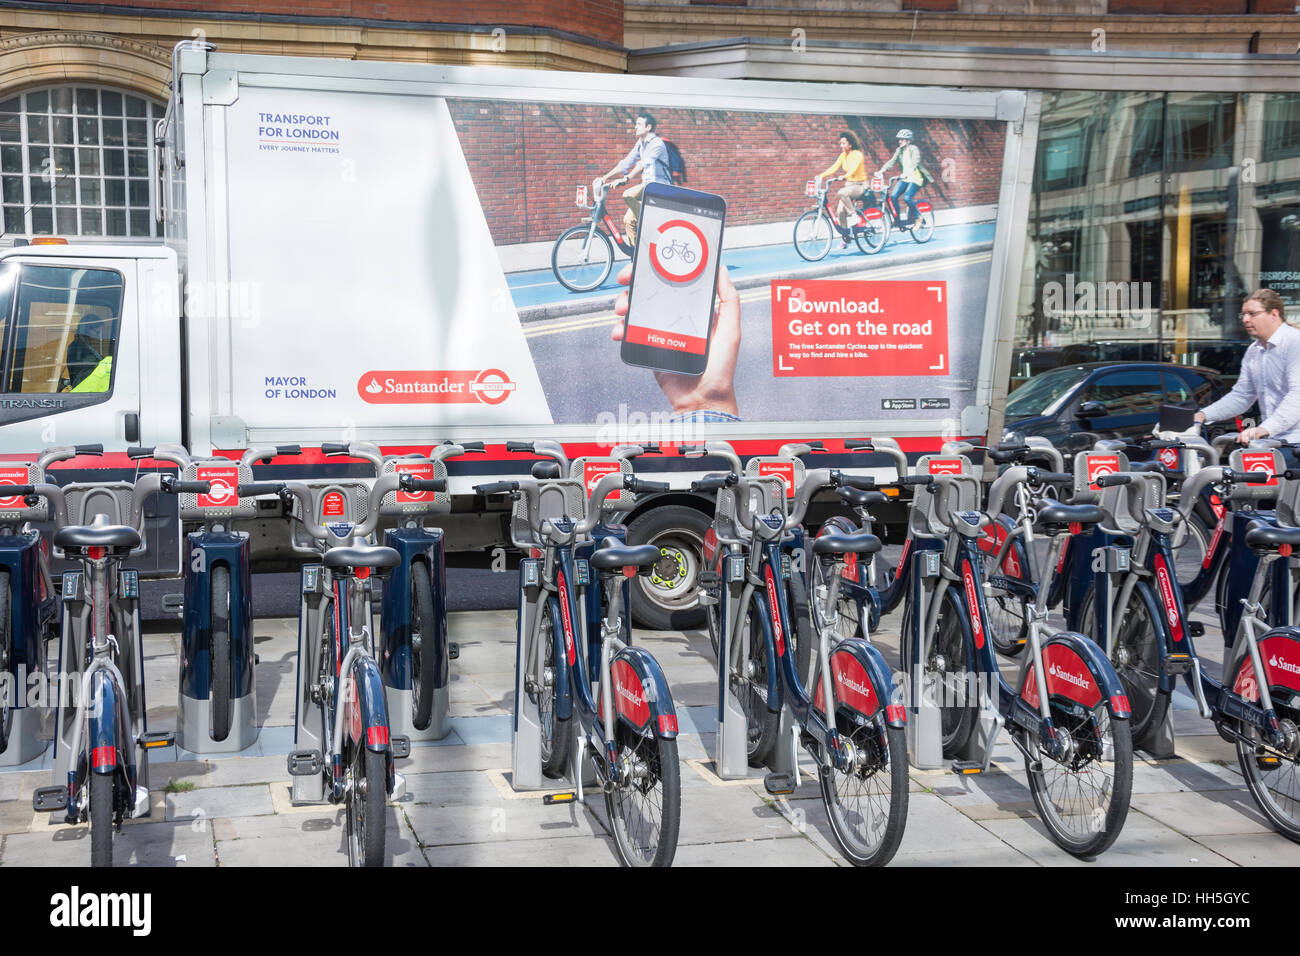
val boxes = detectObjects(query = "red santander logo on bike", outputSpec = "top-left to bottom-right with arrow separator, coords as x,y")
196,465 -> 239,509
1086,455 -> 1119,489
0,465 -> 31,508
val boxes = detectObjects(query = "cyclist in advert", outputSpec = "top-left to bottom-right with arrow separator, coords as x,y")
877,128 -> 924,225
599,109 -> 671,247
818,130 -> 869,247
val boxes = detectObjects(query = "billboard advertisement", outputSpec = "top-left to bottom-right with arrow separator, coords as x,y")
223,77 -> 1015,444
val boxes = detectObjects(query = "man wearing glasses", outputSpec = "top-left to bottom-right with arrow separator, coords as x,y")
1196,289 -> 1300,450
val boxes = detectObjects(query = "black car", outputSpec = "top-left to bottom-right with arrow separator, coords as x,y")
1002,361 -> 1231,457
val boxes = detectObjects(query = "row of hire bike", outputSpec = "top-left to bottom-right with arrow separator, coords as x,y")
0,430 -> 1297,867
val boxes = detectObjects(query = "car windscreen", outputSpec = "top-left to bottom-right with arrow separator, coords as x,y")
1004,365 -> 1088,418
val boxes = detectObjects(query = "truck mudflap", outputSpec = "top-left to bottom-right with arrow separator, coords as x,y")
1230,627 -> 1300,706
607,645 -> 679,740
1021,632 -> 1132,719
812,638 -> 906,728
347,655 -> 393,754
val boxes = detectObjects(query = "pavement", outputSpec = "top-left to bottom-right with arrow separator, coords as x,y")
3,545 -> 1297,867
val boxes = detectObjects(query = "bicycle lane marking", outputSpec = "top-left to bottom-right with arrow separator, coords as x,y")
520,252 -> 992,340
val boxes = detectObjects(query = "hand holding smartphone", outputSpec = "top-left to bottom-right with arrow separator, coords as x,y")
620,182 -> 727,376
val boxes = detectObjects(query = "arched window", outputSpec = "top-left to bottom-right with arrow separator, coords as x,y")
0,85 -> 164,239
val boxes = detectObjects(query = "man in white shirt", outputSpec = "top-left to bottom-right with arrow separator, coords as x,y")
600,110 -> 670,248
1196,289 -> 1300,446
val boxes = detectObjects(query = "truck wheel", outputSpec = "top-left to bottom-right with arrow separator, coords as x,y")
627,506 -> 711,631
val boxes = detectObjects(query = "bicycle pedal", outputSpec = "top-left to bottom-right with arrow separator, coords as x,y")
1188,621 -> 1205,637
390,735 -> 411,759
32,785 -> 67,812
951,761 -> 982,775
448,642 -> 460,661
287,749 -> 322,776
1258,754 -> 1282,769
543,791 -> 577,805
763,772 -> 797,796
137,730 -> 174,750
1162,654 -> 1193,676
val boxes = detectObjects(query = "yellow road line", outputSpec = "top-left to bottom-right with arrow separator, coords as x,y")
523,251 -> 992,339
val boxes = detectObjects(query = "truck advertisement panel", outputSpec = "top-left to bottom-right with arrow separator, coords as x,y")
223,81 -> 1009,444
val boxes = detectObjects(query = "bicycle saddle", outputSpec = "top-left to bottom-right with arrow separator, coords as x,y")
590,538 -> 660,571
1034,502 -> 1103,528
839,487 -> 888,510
323,544 -> 401,572
54,513 -> 141,550
812,530 -> 882,555
531,461 -> 561,480
1244,523 -> 1300,552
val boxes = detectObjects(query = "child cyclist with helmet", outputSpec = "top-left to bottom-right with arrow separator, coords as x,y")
877,128 -> 924,225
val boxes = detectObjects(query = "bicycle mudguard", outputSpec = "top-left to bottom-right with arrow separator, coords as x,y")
1021,632 -> 1133,719
349,655 -> 392,753
608,646 -> 680,739
1228,626 -> 1300,706
811,638 -> 905,728
547,594 -> 574,722
87,669 -> 125,776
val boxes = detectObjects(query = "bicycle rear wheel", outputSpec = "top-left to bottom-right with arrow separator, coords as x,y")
1077,582 -> 1168,744
793,210 -> 833,262
210,565 -> 232,741
345,744 -> 387,867
552,226 -> 615,292
820,718 -> 908,866
1023,705 -> 1132,857
1233,654 -> 1300,842
536,600 -> 573,779
410,567 -> 437,731
734,596 -> 779,767
604,726 -> 680,867
909,210 -> 935,243
854,212 -> 889,254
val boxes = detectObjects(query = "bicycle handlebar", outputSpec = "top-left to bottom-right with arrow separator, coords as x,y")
690,473 -> 738,493
163,479 -> 212,495
36,443 -> 105,471
1094,473 -> 1134,488
0,483 -> 67,523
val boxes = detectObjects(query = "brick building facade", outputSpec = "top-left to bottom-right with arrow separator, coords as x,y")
447,100 -> 1006,246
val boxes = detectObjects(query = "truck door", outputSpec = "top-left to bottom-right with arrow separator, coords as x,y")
0,254 -> 140,448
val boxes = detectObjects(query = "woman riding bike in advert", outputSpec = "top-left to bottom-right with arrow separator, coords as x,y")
877,128 -> 924,225
817,130 -> 869,248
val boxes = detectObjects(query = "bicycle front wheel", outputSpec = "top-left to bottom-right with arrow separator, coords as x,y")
793,210 -> 833,262
210,564 -> 232,742
1023,704 -> 1132,857
1173,510 -> 1211,599
552,226 -> 615,292
0,571 -> 11,752
734,596 -> 779,767
345,745 -> 387,867
410,567 -> 437,731
604,726 -> 680,867
90,768 -> 113,868
1233,652 -> 1300,842
820,719 -> 908,866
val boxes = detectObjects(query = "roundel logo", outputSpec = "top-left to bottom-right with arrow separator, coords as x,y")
1157,447 -> 1179,470
196,466 -> 239,508
1240,452 -> 1278,487
1086,455 -> 1119,489
469,369 -> 515,406
0,466 -> 29,508
649,218 -> 708,284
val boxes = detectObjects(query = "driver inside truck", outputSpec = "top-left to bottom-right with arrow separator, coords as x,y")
62,313 -> 114,393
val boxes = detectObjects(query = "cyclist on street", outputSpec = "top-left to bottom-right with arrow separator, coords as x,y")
818,130 -> 869,248
877,128 -> 924,225
599,109 -> 671,248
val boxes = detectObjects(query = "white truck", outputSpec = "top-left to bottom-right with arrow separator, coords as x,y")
0,45 -> 1036,625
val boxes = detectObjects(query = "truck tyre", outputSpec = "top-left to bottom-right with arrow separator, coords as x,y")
627,505 -> 711,631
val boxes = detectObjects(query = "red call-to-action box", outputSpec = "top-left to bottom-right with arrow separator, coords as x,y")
771,280 -> 949,377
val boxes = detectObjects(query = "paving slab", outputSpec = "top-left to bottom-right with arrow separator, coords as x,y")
214,808 -> 425,866
165,784 -> 276,821
1195,831 -> 1300,865
403,797 -> 599,847
1131,788 -> 1273,837
976,810 -> 1237,867
424,833 -> 621,866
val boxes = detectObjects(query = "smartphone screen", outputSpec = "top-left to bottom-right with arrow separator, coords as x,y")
621,182 -> 726,376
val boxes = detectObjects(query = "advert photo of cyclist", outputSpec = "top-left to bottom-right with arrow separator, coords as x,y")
818,130 -> 870,249
599,109 -> 671,249
877,128 -> 926,226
